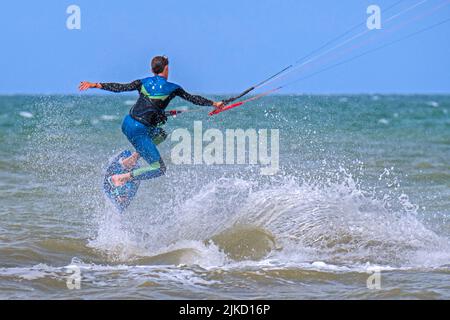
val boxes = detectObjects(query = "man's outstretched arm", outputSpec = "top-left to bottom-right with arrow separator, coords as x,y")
174,88 -> 224,108
79,80 -> 141,92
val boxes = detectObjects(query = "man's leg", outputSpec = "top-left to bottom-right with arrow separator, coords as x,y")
111,129 -> 167,186
119,127 -> 166,170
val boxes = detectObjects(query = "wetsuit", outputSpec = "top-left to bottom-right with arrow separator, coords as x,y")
100,75 -> 214,181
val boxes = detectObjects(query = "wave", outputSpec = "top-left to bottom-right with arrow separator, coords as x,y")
87,173 -> 450,270
427,101 -> 439,108
19,111 -> 33,118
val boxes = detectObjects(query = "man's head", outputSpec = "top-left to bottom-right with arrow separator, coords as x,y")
151,55 -> 169,77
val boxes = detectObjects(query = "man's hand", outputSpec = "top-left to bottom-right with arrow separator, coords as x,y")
79,81 -> 101,91
213,101 -> 225,109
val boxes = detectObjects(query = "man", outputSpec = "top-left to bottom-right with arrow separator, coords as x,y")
79,55 -> 223,194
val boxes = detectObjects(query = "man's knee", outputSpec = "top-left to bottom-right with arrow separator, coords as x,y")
152,129 -> 167,145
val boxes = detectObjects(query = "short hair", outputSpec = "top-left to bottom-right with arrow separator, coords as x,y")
151,56 -> 169,74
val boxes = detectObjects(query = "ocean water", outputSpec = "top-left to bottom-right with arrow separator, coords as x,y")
0,94 -> 449,300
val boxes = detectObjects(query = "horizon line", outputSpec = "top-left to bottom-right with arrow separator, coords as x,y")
1,92 -> 450,97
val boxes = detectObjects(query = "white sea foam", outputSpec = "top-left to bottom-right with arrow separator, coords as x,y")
100,115 -> 119,121
124,100 -> 136,106
88,173 -> 450,271
19,111 -> 33,118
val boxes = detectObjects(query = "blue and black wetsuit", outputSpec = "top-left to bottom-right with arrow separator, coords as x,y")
100,76 -> 214,181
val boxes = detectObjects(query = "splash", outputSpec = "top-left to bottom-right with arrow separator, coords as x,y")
89,172 -> 450,270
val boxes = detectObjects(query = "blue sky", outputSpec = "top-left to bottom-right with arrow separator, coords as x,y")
0,0 -> 449,94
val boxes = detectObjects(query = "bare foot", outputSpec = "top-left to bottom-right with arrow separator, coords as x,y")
111,172 -> 132,187
120,152 -> 140,170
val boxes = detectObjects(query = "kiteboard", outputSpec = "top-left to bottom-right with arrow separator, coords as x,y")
102,150 -> 141,213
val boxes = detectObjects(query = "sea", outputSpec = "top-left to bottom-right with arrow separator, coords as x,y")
0,94 -> 449,299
